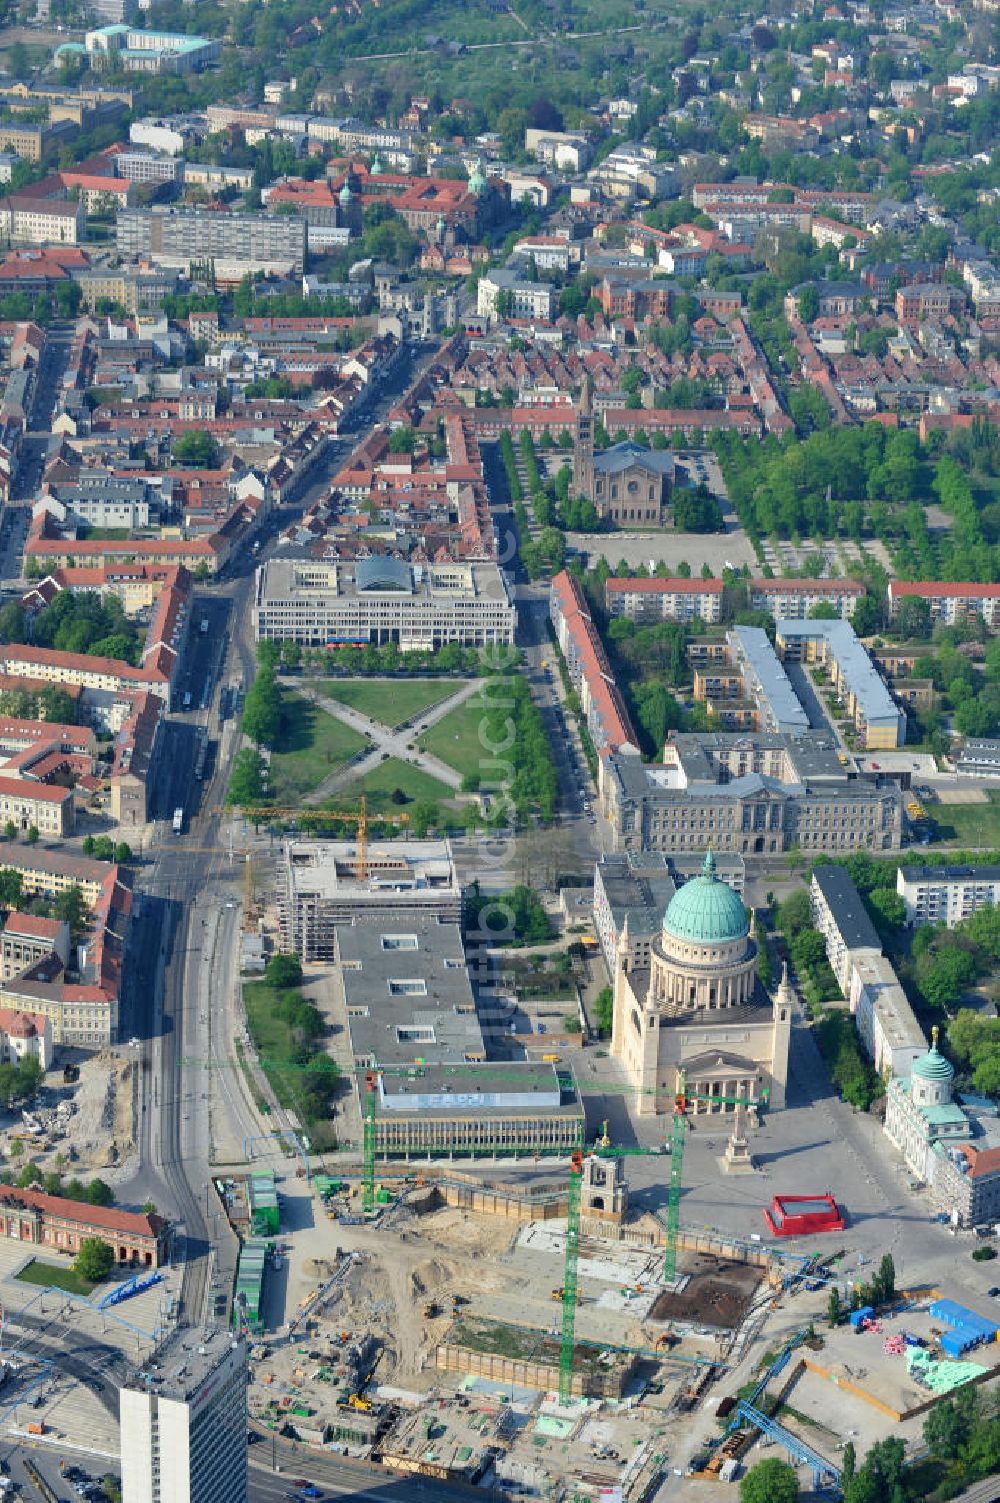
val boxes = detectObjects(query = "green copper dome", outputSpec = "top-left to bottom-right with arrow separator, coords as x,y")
662,851 -> 749,946
468,159 -> 487,194
912,1027 -> 954,1083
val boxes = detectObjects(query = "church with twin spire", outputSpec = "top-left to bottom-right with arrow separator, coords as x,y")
611,850 -> 792,1119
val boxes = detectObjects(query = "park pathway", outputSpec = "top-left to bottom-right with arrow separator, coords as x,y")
285,677 -> 483,802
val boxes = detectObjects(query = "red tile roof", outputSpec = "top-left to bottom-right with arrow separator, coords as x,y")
752,577 -> 864,594
606,577 -> 724,595
890,581 -> 1000,600
0,776 -> 71,806
3,911 -> 65,942
0,1183 -> 165,1236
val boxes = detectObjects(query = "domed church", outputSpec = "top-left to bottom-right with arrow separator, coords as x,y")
611,851 -> 791,1118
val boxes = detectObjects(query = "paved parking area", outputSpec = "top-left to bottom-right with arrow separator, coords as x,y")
567,528 -> 756,575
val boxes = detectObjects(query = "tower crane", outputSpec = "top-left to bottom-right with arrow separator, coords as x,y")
556,1073 -> 769,1401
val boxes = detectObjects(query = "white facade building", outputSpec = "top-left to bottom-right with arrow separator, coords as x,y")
254,555 -> 516,650
477,269 -> 555,323
896,863 -> 1000,928
121,1331 -> 247,1503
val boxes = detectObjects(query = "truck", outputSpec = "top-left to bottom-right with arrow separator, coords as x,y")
172,807 -> 184,834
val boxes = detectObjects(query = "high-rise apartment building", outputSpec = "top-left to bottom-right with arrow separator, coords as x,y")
120,1331 -> 247,1503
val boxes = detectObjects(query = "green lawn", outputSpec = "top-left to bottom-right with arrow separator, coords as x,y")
16,1258 -> 98,1296
314,678 -> 463,728
268,691 -> 369,803
417,697 -> 489,779
931,796 -> 1000,848
334,756 -> 454,812
243,981 -> 338,1151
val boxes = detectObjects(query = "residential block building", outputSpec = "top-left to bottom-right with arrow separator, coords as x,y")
888,580 -> 1000,631
775,619 -> 906,748
116,206 -> 306,277
748,577 -> 865,621
549,571 -> 638,754
895,864 -> 1000,928
604,576 -> 723,625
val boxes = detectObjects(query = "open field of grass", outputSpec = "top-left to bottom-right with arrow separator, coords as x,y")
417,697 -> 488,779
268,691 -> 368,802
314,678 -> 463,728
333,756 -> 454,811
931,795 -> 1000,848
16,1258 -> 97,1296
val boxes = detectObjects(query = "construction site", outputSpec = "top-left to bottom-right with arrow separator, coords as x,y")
220,823 -> 1000,1498
224,1128 -> 1000,1501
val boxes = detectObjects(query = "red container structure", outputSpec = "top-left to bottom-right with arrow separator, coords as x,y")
764,1193 -> 844,1237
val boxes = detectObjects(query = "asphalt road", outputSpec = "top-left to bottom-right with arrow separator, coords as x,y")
0,324 -> 75,586
249,1441 -> 483,1503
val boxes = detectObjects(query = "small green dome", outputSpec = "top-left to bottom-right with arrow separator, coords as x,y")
339,180 -> 353,206
371,153 -> 383,175
468,158 -> 487,194
912,1028 -> 954,1083
662,850 -> 749,946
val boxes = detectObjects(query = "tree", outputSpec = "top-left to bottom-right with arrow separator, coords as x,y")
875,1252 -> 895,1304
142,1200 -> 158,1216
241,667 -> 281,747
866,888 -> 906,934
778,889 -> 812,936
74,1237 -> 114,1283
388,426 -> 417,453
739,1458 -> 798,1503
827,1287 -> 842,1327
265,953 -> 303,989
227,747 -> 268,806
7,42 -> 29,80
0,867 -> 23,909
54,884 -> 89,940
409,801 -> 440,838
893,596 -> 931,640
797,284 -> 820,324
842,1442 -> 856,1484
3,822 -> 15,841
173,430 -> 220,469
923,1391 -> 976,1461
256,639 -> 281,673
86,1178 -> 114,1207
594,985 -> 613,1038
25,826 -> 38,846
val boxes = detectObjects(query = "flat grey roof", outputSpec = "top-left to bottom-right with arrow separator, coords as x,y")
377,1061 -> 583,1117
900,865 -> 1000,884
812,865 -> 881,952
338,916 -> 484,1066
777,619 -> 903,730
729,626 -> 810,735
131,1328 -> 244,1404
596,853 -> 675,937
